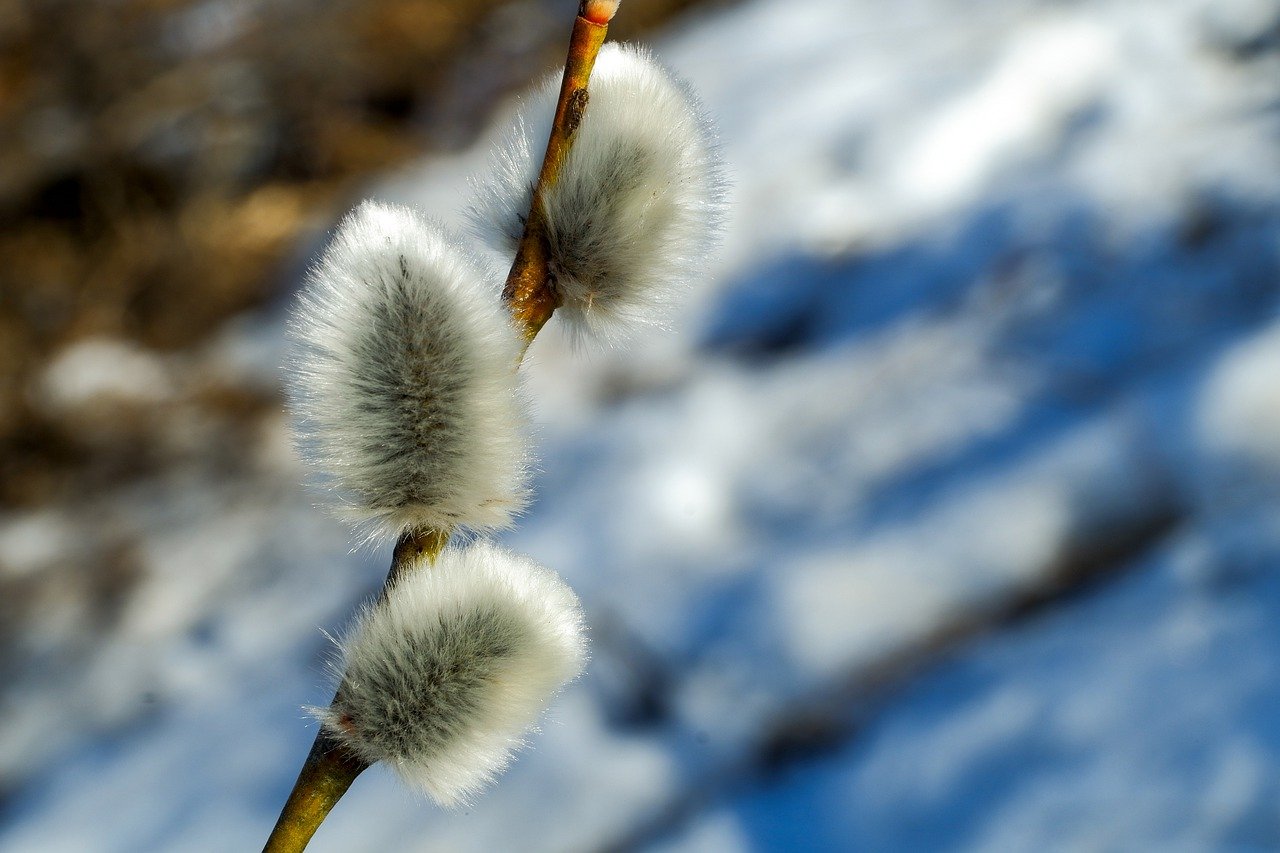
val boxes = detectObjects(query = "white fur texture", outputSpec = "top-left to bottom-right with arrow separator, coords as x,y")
288,201 -> 529,538
317,541 -> 588,806
470,43 -> 725,341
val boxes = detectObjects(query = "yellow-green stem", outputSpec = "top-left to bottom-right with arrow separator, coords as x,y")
261,730 -> 366,853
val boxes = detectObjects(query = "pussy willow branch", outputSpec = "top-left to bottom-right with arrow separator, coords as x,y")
261,7 -> 612,852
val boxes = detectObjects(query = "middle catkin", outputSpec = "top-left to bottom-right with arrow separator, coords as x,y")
288,200 -> 530,538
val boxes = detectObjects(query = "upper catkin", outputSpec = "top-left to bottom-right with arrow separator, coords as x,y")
317,541 -> 588,806
470,43 -> 725,341
288,200 -> 529,539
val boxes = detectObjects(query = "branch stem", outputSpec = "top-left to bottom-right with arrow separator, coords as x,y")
261,731 -> 367,853
503,14 -> 609,341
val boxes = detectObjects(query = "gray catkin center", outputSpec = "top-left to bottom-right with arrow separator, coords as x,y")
350,257 -> 478,513
339,606 -> 526,762
549,141 -> 663,294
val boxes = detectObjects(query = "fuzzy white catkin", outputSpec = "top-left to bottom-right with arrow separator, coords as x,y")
470,43 -> 725,341
317,541 -> 588,806
288,200 -> 529,538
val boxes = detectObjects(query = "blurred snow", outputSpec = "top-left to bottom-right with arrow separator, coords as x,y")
38,338 -> 174,412
4,0 -> 1280,849
1199,325 -> 1280,471
703,525 -> 1280,851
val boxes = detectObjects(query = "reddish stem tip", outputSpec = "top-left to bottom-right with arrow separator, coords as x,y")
580,0 -> 620,24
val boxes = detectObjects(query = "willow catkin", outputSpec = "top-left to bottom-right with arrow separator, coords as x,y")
316,541 -> 587,805
471,44 -> 726,342
288,201 -> 529,539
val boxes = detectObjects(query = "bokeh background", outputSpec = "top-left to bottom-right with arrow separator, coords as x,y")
3,0 -> 1280,849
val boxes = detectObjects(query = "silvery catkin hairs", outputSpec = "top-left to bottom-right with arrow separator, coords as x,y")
288,200 -> 529,538
470,43 -> 725,341
316,540 -> 587,806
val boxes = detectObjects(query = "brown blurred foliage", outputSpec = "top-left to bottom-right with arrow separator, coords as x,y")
0,0 -> 706,509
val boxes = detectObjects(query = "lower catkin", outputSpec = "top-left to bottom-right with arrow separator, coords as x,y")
316,541 -> 587,806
